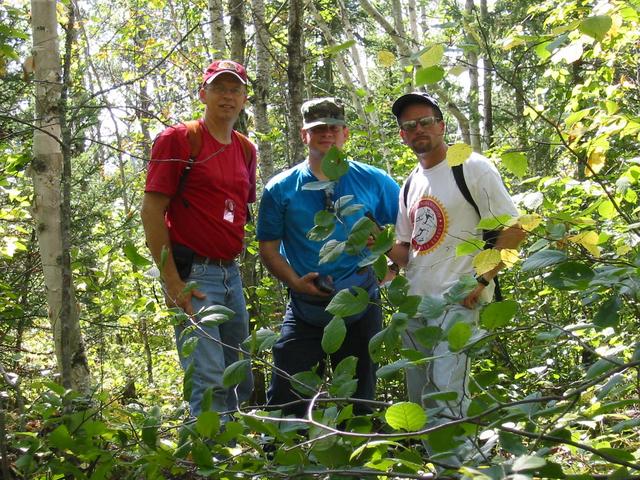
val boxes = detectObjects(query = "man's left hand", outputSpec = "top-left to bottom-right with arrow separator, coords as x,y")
462,284 -> 485,309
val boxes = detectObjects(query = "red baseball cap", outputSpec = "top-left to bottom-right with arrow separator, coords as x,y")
202,60 -> 248,85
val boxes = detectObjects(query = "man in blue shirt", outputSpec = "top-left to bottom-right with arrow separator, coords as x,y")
257,98 -> 400,417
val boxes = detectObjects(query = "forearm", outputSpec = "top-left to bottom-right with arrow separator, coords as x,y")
140,195 -> 181,285
259,241 -> 303,290
387,242 -> 410,268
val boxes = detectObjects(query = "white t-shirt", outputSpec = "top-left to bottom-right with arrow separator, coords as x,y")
396,153 -> 519,298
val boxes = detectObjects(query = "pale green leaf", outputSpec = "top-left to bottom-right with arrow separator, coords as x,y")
385,402 -> 427,431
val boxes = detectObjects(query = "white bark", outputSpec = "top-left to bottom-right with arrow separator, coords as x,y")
30,0 -> 90,392
407,0 -> 419,43
465,0 -> 482,152
208,0 -> 226,56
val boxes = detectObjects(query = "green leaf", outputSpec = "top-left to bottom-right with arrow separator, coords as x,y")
388,275 -> 409,306
321,146 -> 349,180
369,227 -> 395,256
372,254 -> 389,280
418,44 -> 445,67
319,239 -> 345,265
416,295 -> 447,319
444,276 -> 476,304
199,304 -> 234,325
314,209 -> 335,227
142,406 -> 161,449
595,447 -> 635,462
123,241 -> 152,267
377,359 -> 412,379
585,357 -> 620,380
48,425 -> 75,451
593,296 -> 621,330
447,321 -> 472,352
385,402 -> 427,431
322,316 -> 347,354
481,300 -> 518,330
544,262 -> 594,290
399,295 -> 421,317
195,411 -> 220,438
346,216 -> 374,249
191,440 -> 214,467
578,15 -> 612,41
415,65 -> 445,85
369,327 -> 400,362
327,286 -> 369,317
184,362 -> 194,402
222,359 -> 250,388
499,431 -> 527,455
427,424 -> 464,453
180,336 -> 199,357
476,214 -> 512,230
421,391 -> 458,402
456,237 -> 485,256
521,249 -> 567,271
327,39 -> 356,55
512,455 -> 546,472
243,328 -> 278,354
501,152 -> 528,178
413,326 -> 443,349
302,180 -> 334,191
291,371 -> 323,396
307,223 -> 336,242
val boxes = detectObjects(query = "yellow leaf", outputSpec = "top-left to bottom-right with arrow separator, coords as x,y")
586,148 -> 606,177
500,249 -> 520,268
377,50 -> 396,67
419,44 -> 444,68
617,244 -> 631,256
568,231 -> 601,257
518,213 -> 542,232
448,65 -> 466,77
472,249 -> 501,276
446,143 -> 473,167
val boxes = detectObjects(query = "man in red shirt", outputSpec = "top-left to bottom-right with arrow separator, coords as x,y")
141,60 -> 256,416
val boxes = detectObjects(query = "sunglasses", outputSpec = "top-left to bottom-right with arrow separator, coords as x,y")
400,116 -> 442,132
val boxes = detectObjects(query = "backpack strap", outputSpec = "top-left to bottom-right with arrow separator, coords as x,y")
452,163 -> 503,300
175,120 -> 202,207
402,166 -> 420,209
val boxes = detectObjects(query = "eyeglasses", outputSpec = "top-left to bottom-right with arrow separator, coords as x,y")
399,116 -> 442,131
206,84 -> 245,96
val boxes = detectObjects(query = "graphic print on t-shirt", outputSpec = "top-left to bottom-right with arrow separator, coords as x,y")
410,196 -> 448,254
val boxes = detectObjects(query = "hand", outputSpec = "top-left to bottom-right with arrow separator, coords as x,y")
164,278 -> 206,315
292,272 -> 332,297
462,283 -> 485,309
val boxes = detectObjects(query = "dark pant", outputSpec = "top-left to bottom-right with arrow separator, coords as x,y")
267,299 -> 382,417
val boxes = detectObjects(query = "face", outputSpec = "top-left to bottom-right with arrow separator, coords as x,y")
399,103 -> 445,155
301,124 -> 349,156
199,73 -> 247,121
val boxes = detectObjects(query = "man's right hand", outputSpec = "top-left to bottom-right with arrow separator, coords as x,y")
291,272 -> 332,297
164,278 -> 206,315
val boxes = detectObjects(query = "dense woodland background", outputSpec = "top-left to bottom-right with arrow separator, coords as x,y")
1,0 -> 640,478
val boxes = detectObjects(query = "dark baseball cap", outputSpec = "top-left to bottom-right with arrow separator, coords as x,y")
392,91 -> 443,121
301,98 -> 346,129
202,59 -> 248,85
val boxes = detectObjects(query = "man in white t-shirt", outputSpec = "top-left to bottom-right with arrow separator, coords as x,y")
388,92 -> 526,465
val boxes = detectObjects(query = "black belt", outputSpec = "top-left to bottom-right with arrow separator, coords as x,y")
192,254 -> 235,267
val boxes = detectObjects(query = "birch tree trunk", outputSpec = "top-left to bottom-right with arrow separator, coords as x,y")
208,0 -> 226,56
251,0 -> 274,182
30,0 -> 90,393
287,0 -> 305,166
465,0 -> 482,152
228,0 -> 245,63
480,0 -> 494,149
408,0 -> 419,42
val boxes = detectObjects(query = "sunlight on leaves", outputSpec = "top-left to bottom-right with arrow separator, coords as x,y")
418,44 -> 444,68
519,213 -> 543,232
586,148 -> 606,177
567,231 -> 601,257
501,151 -> 528,178
377,50 -> 396,67
500,249 -> 520,268
385,402 -> 426,431
473,249 -> 502,275
446,143 -> 473,167
579,15 -> 612,41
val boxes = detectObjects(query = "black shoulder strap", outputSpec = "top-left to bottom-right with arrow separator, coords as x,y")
402,166 -> 420,209
175,121 -> 202,208
452,164 -> 480,217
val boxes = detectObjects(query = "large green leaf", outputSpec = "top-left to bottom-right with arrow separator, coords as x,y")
416,295 -> 447,319
322,316 -> 346,354
578,15 -> 612,41
321,146 -> 348,180
243,328 -> 278,354
387,275 -> 409,306
319,239 -> 345,265
199,304 -> 234,325
447,321 -> 472,352
443,276 -> 476,304
195,411 -> 220,439
544,262 -> 594,290
512,455 -> 546,472
522,249 -> 567,272
384,402 -> 427,431
585,357 -> 620,380
413,326 -> 443,349
291,371 -> 322,396
314,209 -> 335,227
307,223 -> 335,241
123,241 -> 152,268
346,216 -> 374,250
326,39 -> 356,55
377,359 -> 412,379
415,65 -> 445,85
593,296 -> 621,330
222,359 -> 250,388
48,425 -> 75,451
329,356 -> 358,397
326,286 -> 369,317
481,300 -> 518,330
501,151 -> 528,178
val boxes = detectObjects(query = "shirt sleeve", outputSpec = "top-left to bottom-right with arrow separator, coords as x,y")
256,183 -> 285,241
395,180 -> 412,243
374,171 -> 401,226
469,158 -> 519,222
145,126 -> 191,197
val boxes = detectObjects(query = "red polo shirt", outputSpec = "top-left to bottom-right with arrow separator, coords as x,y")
145,120 -> 257,259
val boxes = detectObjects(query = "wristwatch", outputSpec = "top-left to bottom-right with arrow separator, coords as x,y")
475,274 -> 490,286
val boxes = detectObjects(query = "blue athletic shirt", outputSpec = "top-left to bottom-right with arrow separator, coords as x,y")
257,159 -> 400,282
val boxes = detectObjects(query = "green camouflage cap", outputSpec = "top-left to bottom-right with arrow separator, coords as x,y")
301,97 -> 346,129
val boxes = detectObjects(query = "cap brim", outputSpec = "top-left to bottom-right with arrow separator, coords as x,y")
204,70 -> 247,85
303,118 -> 346,129
392,93 -> 437,118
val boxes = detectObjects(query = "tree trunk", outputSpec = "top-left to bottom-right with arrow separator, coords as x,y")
208,0 -> 226,57
228,0 -> 245,64
287,0 -> 305,166
465,0 -> 482,152
30,0 -> 90,393
408,0 -> 419,42
251,0 -> 274,183
480,0 -> 494,149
